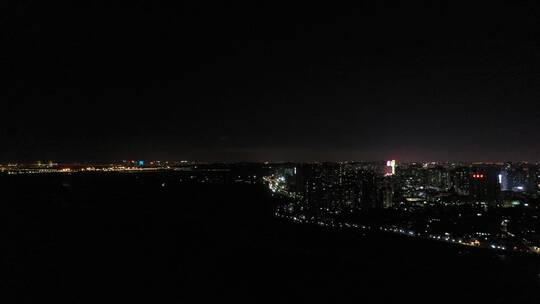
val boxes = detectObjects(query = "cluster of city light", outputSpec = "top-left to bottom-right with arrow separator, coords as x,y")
2,166 -> 173,174
426,234 -> 479,247
6,168 -> 71,174
264,175 -> 303,199
264,175 -> 287,193
490,244 -> 507,250
380,226 -> 416,236
274,204 -> 540,255
274,211 -> 371,231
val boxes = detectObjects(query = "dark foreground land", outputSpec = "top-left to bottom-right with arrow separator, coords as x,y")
1,173 -> 539,303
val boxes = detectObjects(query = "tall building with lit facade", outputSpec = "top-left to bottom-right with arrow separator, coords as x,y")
469,166 -> 501,203
451,166 -> 470,195
503,163 -> 539,193
293,163 -> 381,213
426,166 -> 451,191
381,176 -> 395,209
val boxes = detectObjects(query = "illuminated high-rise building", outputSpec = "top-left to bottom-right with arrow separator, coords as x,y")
294,163 -> 381,213
381,177 -> 395,209
451,166 -> 470,195
469,166 -> 500,202
499,170 -> 509,191
385,160 -> 396,176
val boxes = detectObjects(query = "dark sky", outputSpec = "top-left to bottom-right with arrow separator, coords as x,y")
3,1 -> 540,162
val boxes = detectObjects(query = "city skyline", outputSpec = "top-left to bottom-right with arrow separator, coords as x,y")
5,2 -> 540,302
5,158 -> 540,165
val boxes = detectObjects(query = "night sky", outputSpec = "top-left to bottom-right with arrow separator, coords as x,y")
3,1 -> 540,162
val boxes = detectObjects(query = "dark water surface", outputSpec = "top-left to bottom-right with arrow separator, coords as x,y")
1,173 -> 539,303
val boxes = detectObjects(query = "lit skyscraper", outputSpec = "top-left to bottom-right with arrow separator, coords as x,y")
385,160 -> 396,176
